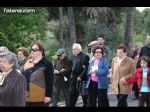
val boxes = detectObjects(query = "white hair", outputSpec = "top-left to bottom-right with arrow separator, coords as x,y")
72,43 -> 82,51
0,46 -> 9,53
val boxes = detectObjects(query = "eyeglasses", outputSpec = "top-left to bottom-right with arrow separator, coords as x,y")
95,51 -> 102,54
31,48 -> 39,52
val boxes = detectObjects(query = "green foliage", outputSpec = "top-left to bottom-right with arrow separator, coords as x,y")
0,7 -> 48,52
132,34 -> 146,47
0,7 -> 150,60
0,32 -> 9,46
132,8 -> 150,49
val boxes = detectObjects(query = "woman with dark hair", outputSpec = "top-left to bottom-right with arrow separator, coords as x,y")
23,41 -> 54,107
16,47 -> 29,74
86,46 -> 109,107
122,56 -> 150,107
110,44 -> 136,107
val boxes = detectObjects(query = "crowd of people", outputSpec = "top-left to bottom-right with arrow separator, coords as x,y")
0,34 -> 150,107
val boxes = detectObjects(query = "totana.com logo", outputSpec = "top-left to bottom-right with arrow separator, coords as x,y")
3,8 -> 35,13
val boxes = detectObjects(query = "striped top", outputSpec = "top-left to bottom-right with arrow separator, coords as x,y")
140,68 -> 150,92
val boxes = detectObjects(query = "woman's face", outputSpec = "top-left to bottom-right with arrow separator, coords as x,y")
117,49 -> 126,59
0,57 -> 14,72
94,49 -> 103,59
17,51 -> 26,61
31,44 -> 41,59
141,60 -> 148,68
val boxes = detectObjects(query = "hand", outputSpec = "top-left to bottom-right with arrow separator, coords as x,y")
89,70 -> 95,75
44,97 -> 51,104
82,65 -> 86,69
60,68 -> 66,72
54,70 -> 59,74
77,77 -> 82,81
120,77 -> 127,84
109,78 -> 113,84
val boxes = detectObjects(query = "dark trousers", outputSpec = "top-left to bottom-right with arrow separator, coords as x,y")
26,102 -> 50,107
69,86 -> 88,107
132,82 -> 139,98
52,86 -> 70,107
117,94 -> 128,107
82,95 -> 88,107
88,80 -> 109,107
139,92 -> 150,107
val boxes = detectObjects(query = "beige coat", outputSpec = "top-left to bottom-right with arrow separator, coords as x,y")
110,56 -> 136,94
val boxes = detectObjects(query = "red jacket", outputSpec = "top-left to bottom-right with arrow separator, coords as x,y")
126,67 -> 150,91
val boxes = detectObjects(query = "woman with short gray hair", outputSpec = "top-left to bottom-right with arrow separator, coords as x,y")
0,51 -> 26,106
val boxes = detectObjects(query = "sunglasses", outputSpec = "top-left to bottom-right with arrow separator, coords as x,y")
31,48 -> 39,52
57,54 -> 62,57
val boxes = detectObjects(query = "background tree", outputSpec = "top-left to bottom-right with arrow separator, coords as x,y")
59,7 -> 64,48
124,7 -> 136,57
67,7 -> 76,49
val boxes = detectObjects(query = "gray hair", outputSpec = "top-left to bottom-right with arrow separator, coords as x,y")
72,43 -> 82,51
2,51 -> 18,67
0,46 -> 9,53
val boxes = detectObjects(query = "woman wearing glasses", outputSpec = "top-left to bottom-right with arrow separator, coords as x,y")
23,41 -> 54,107
86,46 -> 109,107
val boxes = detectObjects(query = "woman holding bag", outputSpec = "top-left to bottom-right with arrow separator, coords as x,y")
86,46 -> 109,107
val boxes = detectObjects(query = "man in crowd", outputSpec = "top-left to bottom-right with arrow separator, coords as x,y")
97,35 -> 111,62
69,43 -> 90,107
53,48 -> 72,107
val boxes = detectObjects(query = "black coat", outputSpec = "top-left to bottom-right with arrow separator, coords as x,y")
139,45 -> 150,58
70,52 -> 90,88
137,45 -> 150,68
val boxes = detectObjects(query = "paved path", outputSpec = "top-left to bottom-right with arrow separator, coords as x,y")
58,87 -> 139,107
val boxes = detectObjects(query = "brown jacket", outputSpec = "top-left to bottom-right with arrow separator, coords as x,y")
0,69 -> 26,106
54,56 -> 72,87
110,56 -> 136,94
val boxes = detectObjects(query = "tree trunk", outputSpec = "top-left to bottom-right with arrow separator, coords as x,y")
67,7 -> 76,49
59,7 -> 64,48
124,7 -> 135,57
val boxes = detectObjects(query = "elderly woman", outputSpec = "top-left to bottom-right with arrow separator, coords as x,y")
110,44 -> 136,107
0,51 -> 26,106
16,47 -> 29,74
23,41 -> 54,107
86,46 -> 109,107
